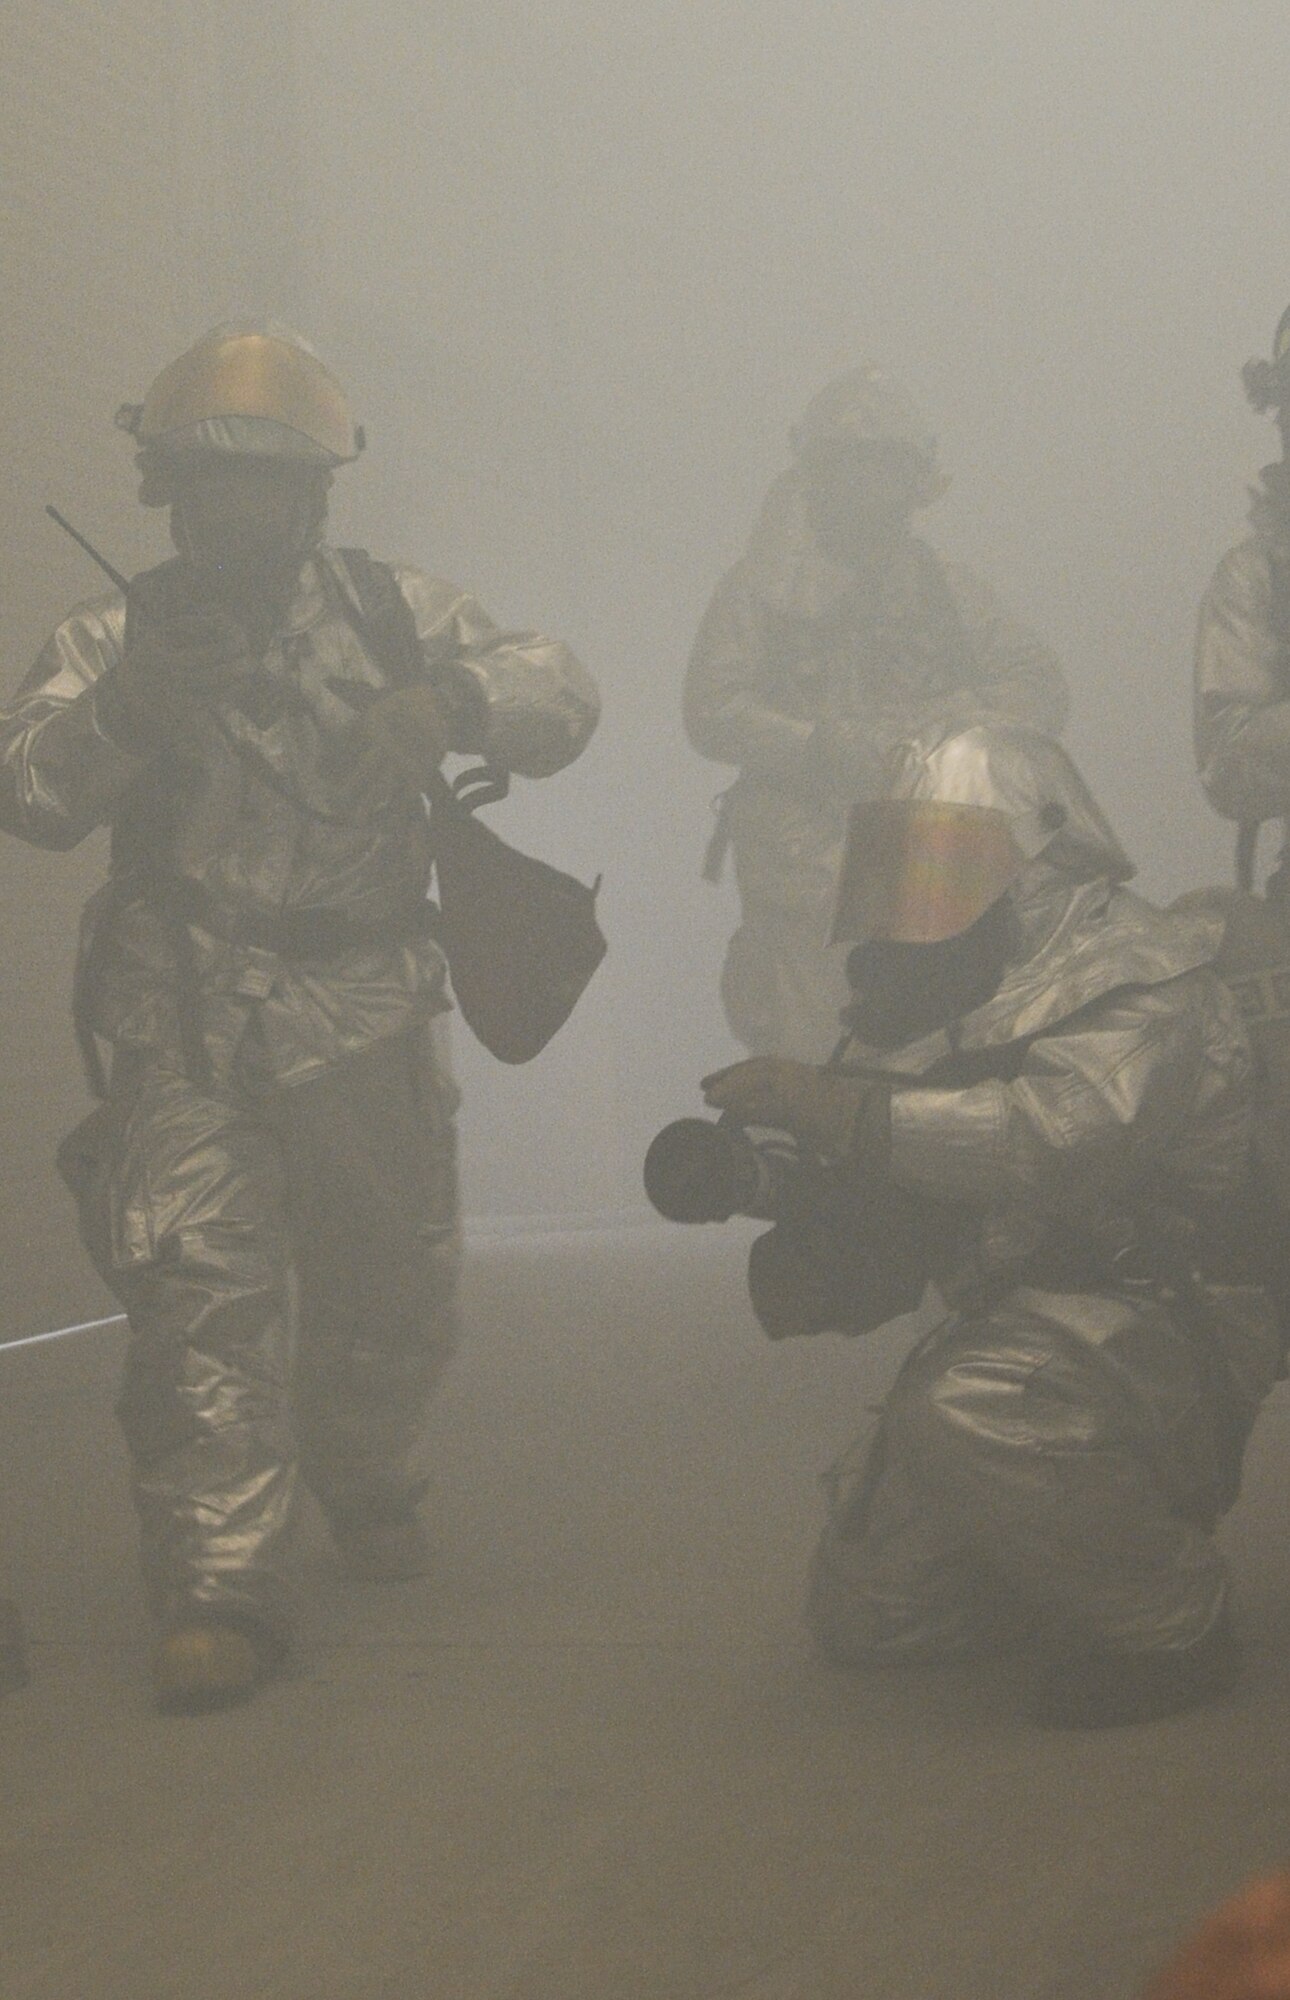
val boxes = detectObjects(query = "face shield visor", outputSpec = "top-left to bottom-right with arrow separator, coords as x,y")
831,724 -> 1133,947
831,799 -> 1026,946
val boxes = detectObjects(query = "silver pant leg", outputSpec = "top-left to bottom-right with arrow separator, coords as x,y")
807,1419 -> 999,1664
72,1061 -> 297,1643
281,1023 -> 461,1530
809,1299 -> 1238,1665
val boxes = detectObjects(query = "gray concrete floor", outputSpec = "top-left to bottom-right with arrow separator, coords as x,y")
3,1227 -> 1290,1999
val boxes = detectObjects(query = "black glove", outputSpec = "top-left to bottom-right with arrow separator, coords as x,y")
355,682 -> 453,791
95,610 -> 259,756
327,667 -> 488,795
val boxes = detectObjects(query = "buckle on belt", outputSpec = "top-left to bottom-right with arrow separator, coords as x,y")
231,948 -> 279,1000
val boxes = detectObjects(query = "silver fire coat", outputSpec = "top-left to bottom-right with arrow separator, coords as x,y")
684,472 -> 1068,1061
0,550 -> 599,1638
807,870 -> 1281,1663
2,551 -> 599,1088
1195,529 -> 1290,834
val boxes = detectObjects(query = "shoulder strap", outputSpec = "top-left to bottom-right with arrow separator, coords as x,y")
334,547 -> 509,811
109,559 -> 191,877
334,547 -> 424,689
825,1036 -> 1034,1087
921,1039 -> 1035,1087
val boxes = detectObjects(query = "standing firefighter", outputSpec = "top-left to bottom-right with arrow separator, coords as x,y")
1196,302 -> 1290,873
675,725 -> 1282,1726
0,322 -> 599,1710
684,366 -> 1068,1062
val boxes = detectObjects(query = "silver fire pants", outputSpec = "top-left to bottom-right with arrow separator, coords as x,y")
63,1022 -> 460,1642
806,1290 -> 1278,1664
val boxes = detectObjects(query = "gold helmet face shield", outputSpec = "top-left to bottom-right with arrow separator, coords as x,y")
131,331 -> 359,462
831,799 -> 1025,946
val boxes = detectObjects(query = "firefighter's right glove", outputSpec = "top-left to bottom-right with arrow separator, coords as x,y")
94,611 -> 256,757
353,682 -> 453,795
701,1057 -> 892,1167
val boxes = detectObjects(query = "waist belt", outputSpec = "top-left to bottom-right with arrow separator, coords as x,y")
141,873 -> 435,960
74,872 -> 434,1097
1017,1197 -> 1279,1528
1018,1201 -> 1269,1300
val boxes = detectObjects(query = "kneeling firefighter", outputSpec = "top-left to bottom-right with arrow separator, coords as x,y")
0,321 -> 600,1710
648,723 -> 1285,1726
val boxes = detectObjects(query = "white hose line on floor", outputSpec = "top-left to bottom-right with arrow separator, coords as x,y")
2,1312 -> 127,1353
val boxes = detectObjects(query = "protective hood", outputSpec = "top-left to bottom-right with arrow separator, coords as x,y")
739,368 -> 944,621
1242,300 -> 1290,419
840,877 -> 1226,1079
832,723 -> 1134,945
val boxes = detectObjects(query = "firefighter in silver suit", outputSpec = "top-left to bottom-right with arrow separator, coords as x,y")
0,323 -> 599,1709
684,367 -> 1068,1062
1195,302 -> 1290,878
704,724 -> 1282,1726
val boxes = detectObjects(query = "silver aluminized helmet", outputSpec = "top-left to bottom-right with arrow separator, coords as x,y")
117,319 -> 363,503
832,722 -> 1134,944
790,365 -> 939,467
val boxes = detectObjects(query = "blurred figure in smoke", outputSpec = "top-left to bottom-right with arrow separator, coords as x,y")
702,723 -> 1283,1726
684,367 -> 1067,1061
1143,1873 -> 1290,1998
1190,303 -> 1290,1224
1196,304 -> 1290,887
0,322 -> 598,1710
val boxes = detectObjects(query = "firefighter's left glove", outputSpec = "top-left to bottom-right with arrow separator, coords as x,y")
94,611 -> 256,758
354,682 -> 453,793
701,1057 -> 891,1166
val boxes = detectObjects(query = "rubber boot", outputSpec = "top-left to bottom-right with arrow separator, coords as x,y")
152,1618 -> 277,1715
